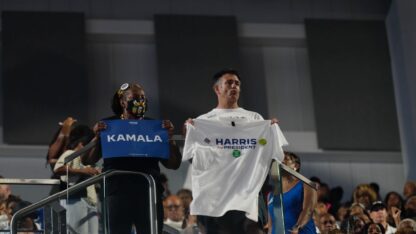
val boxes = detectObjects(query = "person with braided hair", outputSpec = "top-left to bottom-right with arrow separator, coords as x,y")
82,82 -> 182,234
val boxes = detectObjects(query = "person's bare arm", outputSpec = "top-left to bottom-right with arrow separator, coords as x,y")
54,166 -> 100,176
391,206 -> 402,227
290,183 -> 317,234
160,120 -> 182,169
47,117 -> 76,165
81,121 -> 105,165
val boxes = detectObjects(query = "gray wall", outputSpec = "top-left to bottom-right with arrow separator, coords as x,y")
386,0 -> 416,181
1,0 -> 410,203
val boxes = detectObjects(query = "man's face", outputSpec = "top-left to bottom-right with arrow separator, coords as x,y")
370,208 -> 387,224
214,73 -> 241,103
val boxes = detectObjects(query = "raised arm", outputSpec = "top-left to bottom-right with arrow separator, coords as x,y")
81,121 -> 105,165
160,120 -> 182,169
47,117 -> 76,166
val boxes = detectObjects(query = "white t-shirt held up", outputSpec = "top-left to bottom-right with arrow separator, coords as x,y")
183,116 -> 287,221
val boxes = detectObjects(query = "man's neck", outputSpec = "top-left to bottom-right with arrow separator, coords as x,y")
217,100 -> 239,109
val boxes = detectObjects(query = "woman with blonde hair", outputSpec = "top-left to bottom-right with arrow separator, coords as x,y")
353,184 -> 378,210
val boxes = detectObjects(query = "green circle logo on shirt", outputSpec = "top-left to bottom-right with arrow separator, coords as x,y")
232,150 -> 241,158
258,138 -> 267,145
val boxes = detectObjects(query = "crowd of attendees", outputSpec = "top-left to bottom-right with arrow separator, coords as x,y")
309,179 -> 416,234
1,168 -> 416,234
1,115 -> 416,234
0,175 -> 41,233
159,177 -> 416,234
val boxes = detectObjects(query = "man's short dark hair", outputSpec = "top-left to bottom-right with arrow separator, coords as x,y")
370,201 -> 387,212
213,69 -> 241,83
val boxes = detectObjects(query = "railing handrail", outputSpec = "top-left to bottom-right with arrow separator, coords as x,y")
278,162 -> 319,190
270,160 -> 318,234
0,178 -> 60,185
10,170 -> 158,234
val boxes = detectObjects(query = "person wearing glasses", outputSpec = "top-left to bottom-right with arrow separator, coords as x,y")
163,195 -> 185,231
82,83 -> 182,234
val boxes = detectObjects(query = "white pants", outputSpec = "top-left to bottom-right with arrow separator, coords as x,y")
60,198 -> 99,234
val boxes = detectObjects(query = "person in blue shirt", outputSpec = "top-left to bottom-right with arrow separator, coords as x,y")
268,152 -> 317,234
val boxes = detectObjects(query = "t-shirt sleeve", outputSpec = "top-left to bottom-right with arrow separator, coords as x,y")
271,124 -> 288,163
182,123 -> 197,161
273,124 -> 288,147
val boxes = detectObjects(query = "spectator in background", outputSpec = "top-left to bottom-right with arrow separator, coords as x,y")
370,183 -> 382,201
317,213 -> 337,234
176,189 -> 198,233
313,201 -> 329,231
1,175 -> 39,232
0,175 -> 11,230
160,173 -> 171,200
269,152 -> 317,234
403,182 -> 416,200
352,214 -> 372,234
46,117 -> 78,195
353,184 -> 378,210
340,203 -> 371,234
318,183 -> 331,205
384,191 -> 404,227
369,201 -> 396,234
363,222 -> 385,234
335,203 -> 349,227
46,117 -> 77,169
403,195 -> 416,220
310,177 -> 321,185
163,195 -> 185,231
396,218 -> 416,234
350,203 -> 369,217
177,189 -> 192,213
53,124 -> 100,234
0,176 -> 11,202
328,186 -> 343,217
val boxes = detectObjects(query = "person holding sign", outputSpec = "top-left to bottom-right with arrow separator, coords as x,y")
82,83 -> 182,234
183,69 -> 287,234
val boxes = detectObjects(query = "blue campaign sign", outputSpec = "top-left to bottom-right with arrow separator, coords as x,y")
100,120 -> 170,159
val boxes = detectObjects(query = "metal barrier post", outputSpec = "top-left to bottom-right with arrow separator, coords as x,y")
270,160 -> 319,234
10,170 -> 159,234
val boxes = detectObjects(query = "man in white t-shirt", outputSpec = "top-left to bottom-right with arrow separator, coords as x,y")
369,201 -> 397,234
183,69 -> 286,234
